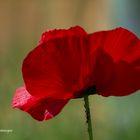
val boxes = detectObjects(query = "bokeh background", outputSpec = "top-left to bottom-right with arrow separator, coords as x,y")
1,0 -> 140,140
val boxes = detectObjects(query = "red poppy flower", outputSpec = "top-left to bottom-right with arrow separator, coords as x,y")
12,26 -> 140,121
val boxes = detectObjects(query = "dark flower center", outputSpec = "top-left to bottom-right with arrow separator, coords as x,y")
74,85 -> 96,98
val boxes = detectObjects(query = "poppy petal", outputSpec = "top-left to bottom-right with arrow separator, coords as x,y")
89,27 -> 140,62
89,27 -> 140,96
22,26 -> 92,99
39,26 -> 87,45
12,86 -> 69,121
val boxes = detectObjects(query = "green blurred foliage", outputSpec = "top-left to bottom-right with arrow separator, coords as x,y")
0,0 -> 140,140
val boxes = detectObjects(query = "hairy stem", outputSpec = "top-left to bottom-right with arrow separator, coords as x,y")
84,95 -> 93,140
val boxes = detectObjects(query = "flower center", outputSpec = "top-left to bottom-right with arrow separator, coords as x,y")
83,85 -> 96,96
74,85 -> 96,98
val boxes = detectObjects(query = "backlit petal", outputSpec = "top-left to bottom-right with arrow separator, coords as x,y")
12,86 -> 69,121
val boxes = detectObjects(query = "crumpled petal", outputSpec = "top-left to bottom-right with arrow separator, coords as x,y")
39,26 -> 86,45
12,86 -> 69,121
89,27 -> 140,96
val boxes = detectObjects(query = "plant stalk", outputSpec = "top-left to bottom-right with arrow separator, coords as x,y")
84,95 -> 93,140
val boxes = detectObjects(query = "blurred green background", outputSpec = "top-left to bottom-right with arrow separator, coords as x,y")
0,0 -> 140,140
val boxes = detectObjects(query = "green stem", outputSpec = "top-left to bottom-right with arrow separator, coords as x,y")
84,95 -> 93,140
